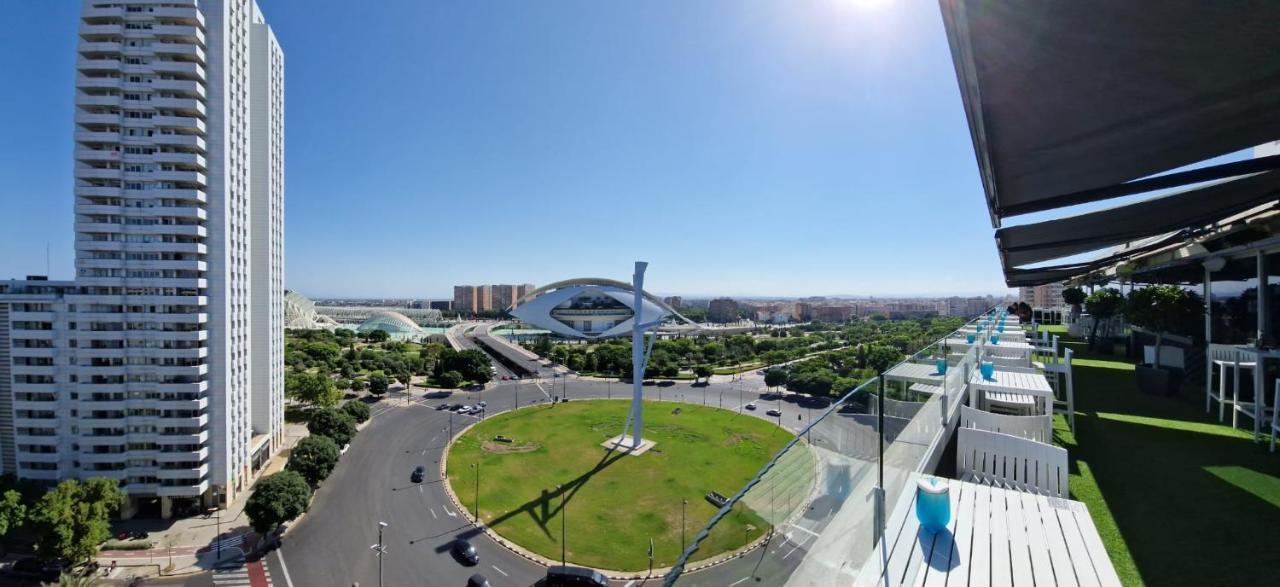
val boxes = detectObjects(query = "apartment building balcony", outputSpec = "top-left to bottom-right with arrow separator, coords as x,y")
66,294 -> 208,307
76,167 -> 122,181
157,463 -> 208,480
74,112 -> 122,126
152,42 -> 205,63
149,168 -> 207,184
81,414 -> 128,427
76,57 -> 122,71
15,451 -> 63,464
10,383 -> 57,395
151,151 -> 205,166
80,41 -> 122,54
151,25 -> 204,44
9,310 -> 55,322
79,451 -> 128,464
159,429 -> 208,444
139,346 -> 209,361
155,396 -> 209,412
79,381 -> 128,394
12,365 -> 57,377
154,381 -> 208,395
149,81 -> 205,99
75,130 -> 121,144
157,446 -> 208,462
80,24 -> 124,38
76,93 -> 122,107
8,329 -> 56,341
76,75 -> 122,90
147,60 -> 204,78
75,148 -> 122,163
152,134 -> 205,150
10,347 -> 58,359
157,481 -> 208,498
81,5 -> 125,20
14,417 -> 60,430
150,5 -> 204,24
86,469 -> 129,482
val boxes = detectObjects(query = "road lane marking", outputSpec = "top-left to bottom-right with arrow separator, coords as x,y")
789,524 -> 820,538
491,565 -> 508,577
729,578 -> 751,586
782,533 -> 813,559
275,549 -> 295,587
623,581 -> 635,587
418,485 -> 423,494
444,507 -> 457,517
429,508 -> 437,519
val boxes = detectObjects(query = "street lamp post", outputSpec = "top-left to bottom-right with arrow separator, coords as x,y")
558,484 -> 566,567
471,463 -> 480,524
371,521 -> 389,587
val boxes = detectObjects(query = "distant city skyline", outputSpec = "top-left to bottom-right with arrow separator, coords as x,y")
0,0 -> 1012,298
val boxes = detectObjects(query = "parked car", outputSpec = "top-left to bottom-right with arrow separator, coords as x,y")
435,403 -> 450,411
411,465 -> 425,483
744,402 -> 757,411
477,401 -> 487,408
467,573 -> 492,587
766,409 -> 783,417
451,538 -> 479,565
545,565 -> 610,586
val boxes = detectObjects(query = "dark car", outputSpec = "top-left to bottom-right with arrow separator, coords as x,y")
467,573 -> 492,587
452,538 -> 479,565
744,402 -> 757,411
545,565 -> 610,587
766,408 -> 783,417
435,403 -> 450,411
411,465 -> 426,483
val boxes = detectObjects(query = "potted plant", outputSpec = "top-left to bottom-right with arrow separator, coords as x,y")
1084,288 -> 1125,352
1062,286 -> 1086,321
1125,285 -> 1204,396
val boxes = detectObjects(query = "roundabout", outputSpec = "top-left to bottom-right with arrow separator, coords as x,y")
444,400 -> 798,572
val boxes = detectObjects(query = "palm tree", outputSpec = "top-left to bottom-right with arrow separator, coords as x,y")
45,573 -> 99,587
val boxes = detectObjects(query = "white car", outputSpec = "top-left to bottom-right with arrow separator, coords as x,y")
458,405 -> 474,414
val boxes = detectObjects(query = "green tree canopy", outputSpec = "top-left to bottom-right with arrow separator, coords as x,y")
286,435 -> 341,487
245,471 -> 312,534
365,330 -> 390,343
33,478 -> 125,563
0,489 -> 26,536
764,369 -> 787,389
367,373 -> 390,395
437,370 -> 464,389
308,408 -> 357,447
286,371 -> 340,407
341,400 -> 371,423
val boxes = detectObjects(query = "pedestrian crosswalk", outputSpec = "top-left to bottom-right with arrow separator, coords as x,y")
212,532 -> 247,551
213,560 -> 272,587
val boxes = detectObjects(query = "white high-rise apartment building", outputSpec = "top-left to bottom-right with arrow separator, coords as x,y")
0,0 -> 284,519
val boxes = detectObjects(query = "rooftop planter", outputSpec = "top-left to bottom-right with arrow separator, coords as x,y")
1126,285 -> 1204,396
1084,288 -> 1125,352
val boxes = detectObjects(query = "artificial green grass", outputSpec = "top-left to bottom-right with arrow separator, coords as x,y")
1043,325 -> 1280,586
445,400 -> 798,571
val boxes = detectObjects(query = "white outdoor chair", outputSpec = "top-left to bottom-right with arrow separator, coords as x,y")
957,427 -> 1068,498
1206,343 -> 1255,425
960,405 -> 1052,443
1043,348 -> 1075,431
1032,335 -> 1060,370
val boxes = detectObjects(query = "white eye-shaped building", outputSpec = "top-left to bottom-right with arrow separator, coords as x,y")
510,278 -> 684,339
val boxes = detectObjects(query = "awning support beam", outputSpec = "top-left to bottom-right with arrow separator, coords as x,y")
999,154 -> 1280,218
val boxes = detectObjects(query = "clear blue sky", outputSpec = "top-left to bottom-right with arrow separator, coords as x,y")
0,0 -> 1010,299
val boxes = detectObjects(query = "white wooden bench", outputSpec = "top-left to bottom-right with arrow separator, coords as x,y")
957,427 -> 1068,498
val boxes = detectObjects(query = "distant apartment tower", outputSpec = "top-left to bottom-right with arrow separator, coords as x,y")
455,283 -> 534,313
793,302 -> 813,321
428,300 -> 452,312
0,0 -> 286,518
1019,284 -> 1065,309
707,298 -> 739,323
490,283 -> 535,312
663,296 -> 683,309
813,304 -> 855,323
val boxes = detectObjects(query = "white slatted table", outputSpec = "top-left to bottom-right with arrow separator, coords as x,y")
969,369 -> 1054,416
855,478 -> 1122,587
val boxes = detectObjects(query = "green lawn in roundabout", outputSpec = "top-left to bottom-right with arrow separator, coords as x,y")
445,399 -> 800,571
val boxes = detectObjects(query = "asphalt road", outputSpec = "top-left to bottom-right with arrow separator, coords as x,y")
271,374 -> 876,587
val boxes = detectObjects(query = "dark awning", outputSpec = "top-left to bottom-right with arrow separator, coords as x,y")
997,172 -> 1280,268
940,0 -> 1280,222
